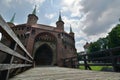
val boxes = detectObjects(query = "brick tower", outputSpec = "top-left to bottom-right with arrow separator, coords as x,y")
3,6 -> 78,68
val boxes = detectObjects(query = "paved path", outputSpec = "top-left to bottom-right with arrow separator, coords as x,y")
10,67 -> 120,80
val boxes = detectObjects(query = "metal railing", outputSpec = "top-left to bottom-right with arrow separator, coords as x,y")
0,15 -> 33,80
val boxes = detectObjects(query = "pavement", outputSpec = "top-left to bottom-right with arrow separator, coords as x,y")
10,67 -> 120,80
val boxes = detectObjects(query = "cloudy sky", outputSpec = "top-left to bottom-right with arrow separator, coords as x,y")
0,0 -> 120,52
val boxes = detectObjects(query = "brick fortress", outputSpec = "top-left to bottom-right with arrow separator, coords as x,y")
6,6 -> 78,67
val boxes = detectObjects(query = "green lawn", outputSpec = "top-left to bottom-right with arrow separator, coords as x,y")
79,66 -> 113,71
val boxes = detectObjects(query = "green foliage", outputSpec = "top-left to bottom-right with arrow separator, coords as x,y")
88,42 -> 100,53
84,24 -> 120,60
97,38 -> 109,49
88,24 -> 120,53
108,24 -> 120,48
79,66 -> 113,71
77,53 -> 82,61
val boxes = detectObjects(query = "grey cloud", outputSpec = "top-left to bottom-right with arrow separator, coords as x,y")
80,0 -> 120,35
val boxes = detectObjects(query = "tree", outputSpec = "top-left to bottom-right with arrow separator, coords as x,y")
97,38 -> 109,50
84,23 -> 120,64
88,42 -> 100,53
108,24 -> 120,48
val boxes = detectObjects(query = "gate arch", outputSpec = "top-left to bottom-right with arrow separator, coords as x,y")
34,44 -> 53,65
33,32 -> 57,66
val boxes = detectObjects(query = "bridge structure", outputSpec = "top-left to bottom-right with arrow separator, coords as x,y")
0,15 -> 120,80
78,47 -> 120,72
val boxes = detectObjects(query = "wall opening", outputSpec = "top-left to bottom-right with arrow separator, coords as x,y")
34,44 -> 53,66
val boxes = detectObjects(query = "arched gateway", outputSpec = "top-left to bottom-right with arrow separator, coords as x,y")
34,44 -> 53,65
33,32 -> 57,66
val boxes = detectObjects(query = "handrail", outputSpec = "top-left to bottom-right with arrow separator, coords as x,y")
0,64 -> 32,71
81,46 -> 120,56
0,15 -> 33,80
0,15 -> 33,60
78,47 -> 120,72
0,42 -> 32,62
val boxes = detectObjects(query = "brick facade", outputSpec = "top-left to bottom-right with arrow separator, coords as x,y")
7,11 -> 78,67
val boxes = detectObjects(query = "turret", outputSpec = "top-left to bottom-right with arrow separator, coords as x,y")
69,25 -> 74,37
56,12 -> 64,31
27,5 -> 38,25
7,13 -> 16,27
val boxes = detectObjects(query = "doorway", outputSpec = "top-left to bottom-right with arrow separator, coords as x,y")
34,44 -> 53,66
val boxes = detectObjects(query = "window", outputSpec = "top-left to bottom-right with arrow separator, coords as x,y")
65,45 -> 67,49
24,34 -> 26,38
0,33 -> 2,41
17,34 -> 19,38
22,27 -> 24,30
58,33 -> 60,38
18,28 -> 20,30
32,29 -> 35,34
26,27 -> 30,31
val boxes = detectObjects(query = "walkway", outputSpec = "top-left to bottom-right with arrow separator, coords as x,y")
10,67 -> 120,80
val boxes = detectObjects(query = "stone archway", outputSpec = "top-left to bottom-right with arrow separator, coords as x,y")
33,32 -> 57,66
34,44 -> 53,66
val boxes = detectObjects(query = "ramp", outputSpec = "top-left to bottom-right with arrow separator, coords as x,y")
10,67 -> 120,80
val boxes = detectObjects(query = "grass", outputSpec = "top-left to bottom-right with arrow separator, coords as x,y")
79,66 -> 113,71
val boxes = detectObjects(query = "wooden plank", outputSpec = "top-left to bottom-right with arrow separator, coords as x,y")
0,15 -> 33,60
79,46 -> 120,57
80,57 -> 111,61
0,42 -> 32,63
0,64 -> 32,71
80,55 -> 120,61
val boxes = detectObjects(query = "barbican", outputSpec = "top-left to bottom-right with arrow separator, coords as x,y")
2,6 -> 78,68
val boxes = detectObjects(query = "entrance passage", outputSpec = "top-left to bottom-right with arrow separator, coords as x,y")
34,44 -> 53,66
